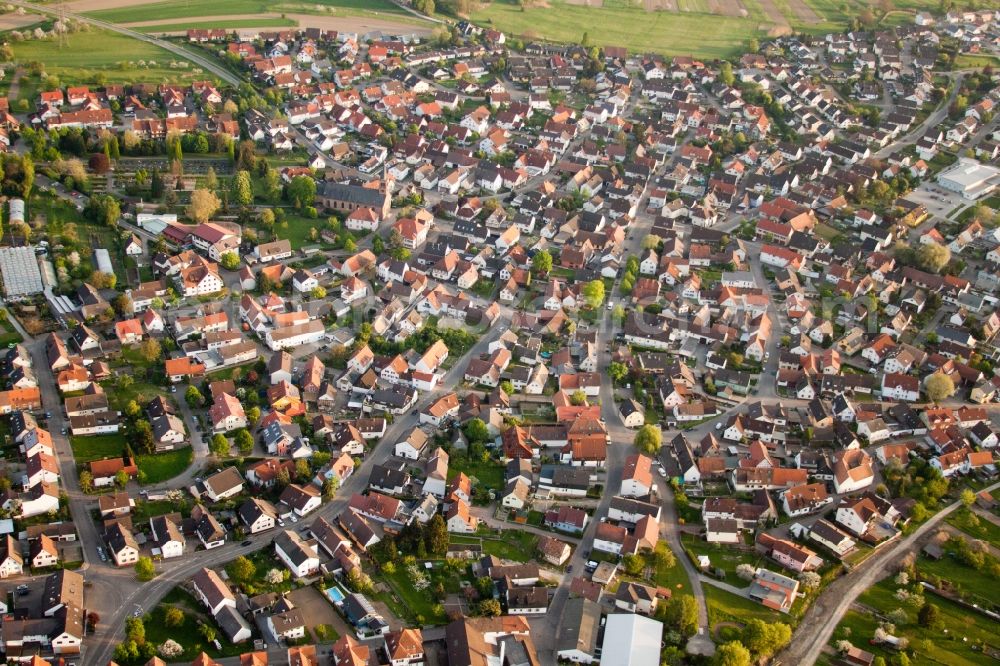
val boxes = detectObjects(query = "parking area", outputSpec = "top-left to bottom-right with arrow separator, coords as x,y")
905,182 -> 969,222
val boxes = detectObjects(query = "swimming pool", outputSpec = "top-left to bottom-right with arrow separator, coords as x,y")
325,586 -> 345,604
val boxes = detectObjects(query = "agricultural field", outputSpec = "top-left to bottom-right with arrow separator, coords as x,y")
8,29 -> 215,92
470,0 -> 942,57
86,0 -> 416,24
134,18 -> 298,33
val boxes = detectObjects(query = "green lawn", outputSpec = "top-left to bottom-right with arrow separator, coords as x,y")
682,534 -> 766,582
136,18 -> 298,32
448,455 -> 504,493
381,567 -> 449,625
918,553 -> 1000,607
131,498 -> 187,525
468,0 -> 938,57
10,29 -> 216,89
703,584 -> 782,627
70,433 -> 128,464
954,53 -> 1000,70
0,314 -> 23,347
451,530 -> 539,562
838,577 -> 999,666
137,447 -> 194,485
87,0 -> 413,23
946,508 -> 1000,549
142,589 -> 245,662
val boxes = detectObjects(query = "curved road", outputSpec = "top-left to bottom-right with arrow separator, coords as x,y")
779,478 -> 1000,665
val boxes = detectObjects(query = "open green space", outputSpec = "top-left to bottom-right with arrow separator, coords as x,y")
451,530 -> 539,562
448,455 -> 504,493
946,507 -> 1000,549
471,0 -> 763,58
468,0 -> 939,57
136,18 -> 298,33
137,447 -> 194,485
954,53 -> 1000,70
9,29 -> 215,92
0,314 -> 24,347
703,583 -> 783,626
380,566 -> 450,625
918,553 -> 1000,607
87,0 -> 413,23
839,577 -> 1000,666
682,534 -> 764,581
143,588 -> 245,662
70,433 -> 128,464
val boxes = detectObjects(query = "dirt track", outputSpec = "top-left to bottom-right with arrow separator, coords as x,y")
786,0 -> 819,22
0,11 -> 44,29
64,0 -> 160,11
124,12 -> 434,36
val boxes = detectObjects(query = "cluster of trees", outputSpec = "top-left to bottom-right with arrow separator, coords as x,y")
620,255 -> 640,296
113,616 -> 158,663
0,153 -> 34,199
368,515 -> 450,564
365,321 -> 478,359
882,458 -> 948,516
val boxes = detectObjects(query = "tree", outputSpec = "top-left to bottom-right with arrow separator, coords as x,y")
210,434 -> 230,458
531,249 -> 552,275
719,61 -> 735,86
79,470 -> 93,492
608,361 -> 628,383
477,599 -> 501,616
229,555 -> 256,584
88,270 -> 117,290
741,619 -> 792,658
84,194 -> 120,227
185,385 -> 203,408
246,406 -> 261,428
426,514 -> 449,555
582,279 -> 605,309
199,623 -> 216,643
798,571 -> 821,590
295,458 -> 311,482
918,602 -> 942,629
570,390 -> 587,406
186,188 -> 220,223
89,152 -> 111,174
287,175 -> 316,208
622,553 -> 645,575
961,488 -> 976,507
713,641 -> 752,666
134,556 -> 155,581
115,469 -> 130,488
232,170 -> 253,206
164,606 -> 185,628
924,372 -> 955,402
634,425 -> 662,455
663,594 -> 699,637
219,251 -> 240,271
310,286 -> 327,300
235,429 -> 254,455
642,234 -> 661,250
736,563 -> 756,580
322,476 -> 339,500
139,338 -> 161,363
916,243 -> 951,273
463,418 -> 489,444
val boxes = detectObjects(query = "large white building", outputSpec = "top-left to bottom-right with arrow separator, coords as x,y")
937,158 -> 1000,200
600,613 -> 663,666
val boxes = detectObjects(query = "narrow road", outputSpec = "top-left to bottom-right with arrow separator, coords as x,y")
779,479 -> 1000,665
